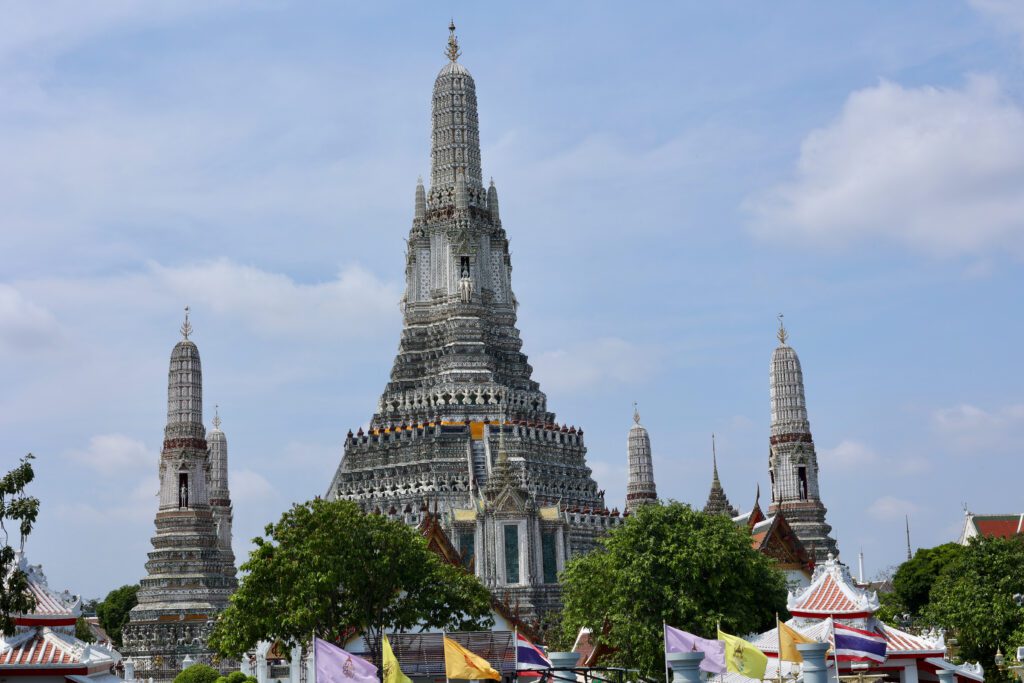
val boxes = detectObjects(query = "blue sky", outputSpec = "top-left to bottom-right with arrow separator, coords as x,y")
3,1 -> 1024,600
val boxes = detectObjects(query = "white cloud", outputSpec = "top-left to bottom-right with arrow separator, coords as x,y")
868,495 -> 921,521
0,284 -> 62,352
820,440 -> 879,469
66,433 -> 154,474
18,259 -> 400,343
970,0 -> 1024,45
932,402 -> 1024,453
532,337 -> 658,393
231,469 -> 277,503
748,76 -> 1024,257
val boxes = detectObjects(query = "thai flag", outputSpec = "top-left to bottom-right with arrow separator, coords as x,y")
833,623 -> 887,664
516,633 -> 552,677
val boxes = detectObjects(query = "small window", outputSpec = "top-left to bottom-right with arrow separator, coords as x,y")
458,531 -> 475,569
504,525 -> 520,584
541,532 -> 558,584
178,472 -> 189,508
460,256 -> 470,278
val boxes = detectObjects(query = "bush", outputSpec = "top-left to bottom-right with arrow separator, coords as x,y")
173,664 -> 220,683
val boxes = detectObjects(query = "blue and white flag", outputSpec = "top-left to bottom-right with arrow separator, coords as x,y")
833,623 -> 887,664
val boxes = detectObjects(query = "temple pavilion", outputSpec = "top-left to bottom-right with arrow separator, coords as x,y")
722,555 -> 983,683
0,552 -> 121,683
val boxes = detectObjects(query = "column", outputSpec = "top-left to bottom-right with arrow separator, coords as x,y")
937,668 -> 955,683
667,651 -> 705,683
797,642 -> 832,683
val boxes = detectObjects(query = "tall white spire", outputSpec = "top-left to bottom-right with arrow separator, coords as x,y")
430,22 -> 482,192
165,306 -> 203,440
207,406 -> 235,562
625,403 -> 658,513
768,315 -> 838,561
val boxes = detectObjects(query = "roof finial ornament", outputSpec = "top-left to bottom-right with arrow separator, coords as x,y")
712,433 -> 719,481
777,312 -> 788,345
213,404 -> 221,430
633,401 -> 640,425
446,20 -> 461,62
180,306 -> 193,340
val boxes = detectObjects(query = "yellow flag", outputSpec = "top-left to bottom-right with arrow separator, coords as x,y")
777,621 -> 815,663
718,628 -> 768,680
443,636 -> 501,681
382,635 -> 412,683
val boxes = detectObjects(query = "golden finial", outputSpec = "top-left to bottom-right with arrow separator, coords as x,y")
213,404 -> 221,430
180,305 -> 193,340
445,20 -> 461,62
777,312 -> 788,345
633,401 -> 640,425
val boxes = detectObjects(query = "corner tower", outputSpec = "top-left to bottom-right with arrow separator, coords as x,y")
207,406 -> 235,572
122,310 -> 237,683
625,405 -> 657,513
327,26 -> 614,620
767,316 -> 838,561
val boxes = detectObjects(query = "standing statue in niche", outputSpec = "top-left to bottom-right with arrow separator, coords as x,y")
179,480 -> 189,508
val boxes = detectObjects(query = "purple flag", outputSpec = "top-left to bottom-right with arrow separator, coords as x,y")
664,624 -> 727,674
314,637 -> 379,683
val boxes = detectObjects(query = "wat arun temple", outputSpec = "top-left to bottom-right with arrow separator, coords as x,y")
118,25 -> 839,680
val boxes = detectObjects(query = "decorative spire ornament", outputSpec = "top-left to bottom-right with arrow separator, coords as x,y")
180,305 -> 193,340
213,404 -> 221,430
445,20 -> 461,62
777,312 -> 788,345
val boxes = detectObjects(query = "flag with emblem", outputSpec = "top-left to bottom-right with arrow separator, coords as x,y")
314,637 -> 378,683
382,635 -> 411,683
443,636 -> 501,681
717,628 -> 768,680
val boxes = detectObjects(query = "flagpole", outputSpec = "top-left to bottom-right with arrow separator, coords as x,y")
514,626 -> 519,683
443,630 -> 450,683
776,614 -> 783,683
663,621 -> 670,683
829,619 -> 841,683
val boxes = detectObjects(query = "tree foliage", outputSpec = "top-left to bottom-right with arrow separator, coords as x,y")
96,584 -> 140,647
173,664 -> 220,683
214,672 -> 256,683
891,543 -> 963,618
76,616 -> 96,643
925,536 -> 1024,674
560,502 -> 788,679
1,454 -> 39,636
208,498 -> 493,659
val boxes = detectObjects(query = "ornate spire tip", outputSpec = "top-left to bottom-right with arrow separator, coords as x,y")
180,305 -> 193,340
213,404 -> 221,430
445,21 -> 461,62
632,401 -> 640,425
777,312 -> 788,345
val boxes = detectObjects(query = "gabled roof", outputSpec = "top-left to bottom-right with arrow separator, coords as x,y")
6,552 -> 80,625
788,555 -> 878,617
960,512 -> 1024,544
0,626 -> 118,671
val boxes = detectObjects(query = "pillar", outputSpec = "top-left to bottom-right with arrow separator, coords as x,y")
903,662 -> 920,683
548,652 -> 581,669
667,651 -> 705,683
797,642 -> 832,683
290,645 -> 302,683
937,668 -> 955,683
124,659 -> 136,682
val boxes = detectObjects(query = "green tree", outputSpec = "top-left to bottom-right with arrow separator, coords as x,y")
1,454 -> 39,636
208,499 -> 493,660
173,664 -> 220,683
891,543 -> 963,618
560,502 -> 788,679
76,616 -> 96,643
214,672 -> 256,683
926,536 -> 1024,677
96,584 -> 139,647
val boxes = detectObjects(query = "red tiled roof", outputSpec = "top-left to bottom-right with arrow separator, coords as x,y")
973,515 -> 1023,539
794,574 -> 861,614
0,630 -> 76,666
877,622 -> 944,655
